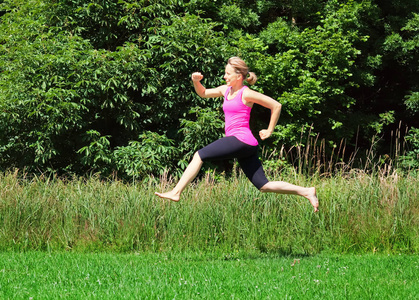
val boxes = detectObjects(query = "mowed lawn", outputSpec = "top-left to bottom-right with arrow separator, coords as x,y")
0,252 -> 417,299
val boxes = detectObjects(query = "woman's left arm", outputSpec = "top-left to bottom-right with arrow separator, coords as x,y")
243,89 -> 282,140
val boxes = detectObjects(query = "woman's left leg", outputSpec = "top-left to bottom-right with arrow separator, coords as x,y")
260,181 -> 319,212
239,153 -> 319,212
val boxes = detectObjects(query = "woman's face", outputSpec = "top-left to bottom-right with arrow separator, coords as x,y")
224,64 -> 242,86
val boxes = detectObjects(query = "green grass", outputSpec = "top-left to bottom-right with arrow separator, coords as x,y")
0,169 -> 418,254
0,170 -> 418,298
0,252 -> 417,299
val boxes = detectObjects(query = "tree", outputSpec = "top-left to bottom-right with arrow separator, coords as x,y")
0,0 -> 230,176
1,0 -> 418,177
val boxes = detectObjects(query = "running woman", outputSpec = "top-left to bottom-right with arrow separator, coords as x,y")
155,57 -> 319,212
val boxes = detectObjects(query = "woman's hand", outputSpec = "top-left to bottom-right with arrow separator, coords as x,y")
191,72 -> 225,98
191,72 -> 204,82
259,129 -> 272,140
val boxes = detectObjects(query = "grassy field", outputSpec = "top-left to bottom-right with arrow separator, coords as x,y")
0,169 -> 418,254
0,251 -> 417,299
0,168 -> 418,298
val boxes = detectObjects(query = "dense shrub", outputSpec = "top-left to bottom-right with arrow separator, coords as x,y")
0,0 -> 418,177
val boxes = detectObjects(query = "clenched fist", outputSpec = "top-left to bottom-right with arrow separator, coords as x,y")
191,72 -> 204,82
259,129 -> 272,140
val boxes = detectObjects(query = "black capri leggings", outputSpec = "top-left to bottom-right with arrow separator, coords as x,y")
197,136 -> 269,190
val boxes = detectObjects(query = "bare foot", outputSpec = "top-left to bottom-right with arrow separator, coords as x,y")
305,187 -> 319,212
154,191 -> 180,202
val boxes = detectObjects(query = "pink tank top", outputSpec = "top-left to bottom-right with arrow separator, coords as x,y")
223,86 -> 258,146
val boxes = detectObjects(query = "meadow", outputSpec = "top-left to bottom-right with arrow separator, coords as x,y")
0,167 -> 418,298
1,252 -> 418,299
0,168 -> 417,254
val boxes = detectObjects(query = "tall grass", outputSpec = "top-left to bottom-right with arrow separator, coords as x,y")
0,166 -> 417,254
263,122 -> 414,176
0,126 -> 417,254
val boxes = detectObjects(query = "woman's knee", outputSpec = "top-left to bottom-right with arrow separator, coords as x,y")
193,151 -> 203,162
259,182 -> 271,192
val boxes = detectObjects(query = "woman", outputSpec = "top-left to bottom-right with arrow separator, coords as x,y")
155,57 -> 319,212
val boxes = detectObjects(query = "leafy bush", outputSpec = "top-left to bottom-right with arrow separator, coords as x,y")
113,131 -> 178,179
0,1 -> 229,174
1,0 -> 418,176
400,128 -> 419,170
178,107 -> 225,169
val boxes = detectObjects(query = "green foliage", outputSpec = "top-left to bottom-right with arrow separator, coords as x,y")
77,130 -> 112,174
405,92 -> 419,113
401,128 -> 419,170
248,1 -> 374,148
50,0 -> 180,50
178,107 -> 224,169
0,0 -> 229,174
0,17 -> 153,171
0,0 -> 418,175
217,3 -> 260,32
113,131 -> 178,179
142,13 -> 229,132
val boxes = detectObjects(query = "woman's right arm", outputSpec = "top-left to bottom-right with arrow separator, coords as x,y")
192,72 -> 226,98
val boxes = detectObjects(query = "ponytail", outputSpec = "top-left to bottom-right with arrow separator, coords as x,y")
227,57 -> 257,85
245,72 -> 257,86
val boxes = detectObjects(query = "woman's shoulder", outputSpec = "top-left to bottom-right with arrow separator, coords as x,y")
242,86 -> 258,98
217,85 -> 229,94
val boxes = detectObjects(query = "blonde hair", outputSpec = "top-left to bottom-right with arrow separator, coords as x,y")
227,56 -> 257,85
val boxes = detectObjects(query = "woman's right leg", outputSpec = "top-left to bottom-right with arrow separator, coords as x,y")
155,152 -> 203,201
155,136 -> 252,202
